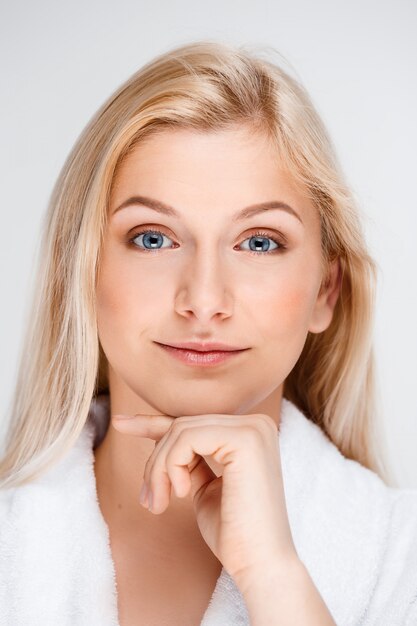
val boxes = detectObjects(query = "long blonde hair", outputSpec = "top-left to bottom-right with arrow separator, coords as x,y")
0,40 -> 395,489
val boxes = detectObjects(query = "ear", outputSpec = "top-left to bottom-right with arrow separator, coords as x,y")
308,258 -> 342,334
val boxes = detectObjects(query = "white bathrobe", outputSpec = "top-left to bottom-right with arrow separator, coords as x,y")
1,398 -> 417,626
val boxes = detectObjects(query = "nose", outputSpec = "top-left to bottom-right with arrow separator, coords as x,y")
174,246 -> 233,323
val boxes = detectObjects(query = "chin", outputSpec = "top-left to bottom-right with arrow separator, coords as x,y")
156,395 -> 246,418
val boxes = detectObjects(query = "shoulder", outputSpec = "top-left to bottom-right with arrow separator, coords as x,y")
279,399 -> 417,624
363,487 -> 417,624
0,421 -> 120,624
0,486 -> 17,533
0,420 -> 96,534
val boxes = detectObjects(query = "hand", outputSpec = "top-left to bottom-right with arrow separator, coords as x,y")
111,410 -> 299,589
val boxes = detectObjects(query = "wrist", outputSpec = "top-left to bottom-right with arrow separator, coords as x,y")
235,558 -> 336,626
233,552 -> 304,599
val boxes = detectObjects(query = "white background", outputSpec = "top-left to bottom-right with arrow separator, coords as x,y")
1,0 -> 416,486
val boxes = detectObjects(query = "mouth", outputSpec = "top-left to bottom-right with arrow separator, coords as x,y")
155,342 -> 250,367
156,340 -> 249,352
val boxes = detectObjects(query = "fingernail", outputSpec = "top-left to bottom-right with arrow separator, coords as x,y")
148,490 -> 153,512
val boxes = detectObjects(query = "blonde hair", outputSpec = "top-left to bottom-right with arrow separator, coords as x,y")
0,39 -> 395,489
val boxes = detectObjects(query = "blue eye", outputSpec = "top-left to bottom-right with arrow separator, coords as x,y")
128,228 -> 286,255
129,229 -> 174,251
240,232 -> 282,255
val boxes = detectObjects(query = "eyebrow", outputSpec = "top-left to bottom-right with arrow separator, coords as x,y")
112,195 -> 303,224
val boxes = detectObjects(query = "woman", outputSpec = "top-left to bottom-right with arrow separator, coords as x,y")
1,40 -> 416,626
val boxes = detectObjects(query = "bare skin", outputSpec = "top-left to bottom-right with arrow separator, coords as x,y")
93,125 -> 341,624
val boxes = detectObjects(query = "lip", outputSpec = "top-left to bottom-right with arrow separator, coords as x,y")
155,341 -> 248,352
155,342 -> 250,367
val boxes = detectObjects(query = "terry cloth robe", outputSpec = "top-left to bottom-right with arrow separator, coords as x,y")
1,397 -> 417,626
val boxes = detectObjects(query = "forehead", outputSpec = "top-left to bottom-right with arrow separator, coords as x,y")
109,126 -> 315,224
113,126 -> 286,184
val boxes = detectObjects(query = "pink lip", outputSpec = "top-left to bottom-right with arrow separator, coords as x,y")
155,341 -> 247,352
156,343 -> 249,367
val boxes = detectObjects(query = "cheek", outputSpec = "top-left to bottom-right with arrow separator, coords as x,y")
95,246 -> 167,350
245,267 -> 320,390
99,246 -> 167,307
271,282 -> 316,331
245,257 -> 321,342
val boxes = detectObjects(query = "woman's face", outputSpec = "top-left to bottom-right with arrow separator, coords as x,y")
96,126 -> 339,418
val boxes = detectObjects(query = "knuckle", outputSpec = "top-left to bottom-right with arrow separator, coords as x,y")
257,413 -> 278,433
171,416 -> 187,432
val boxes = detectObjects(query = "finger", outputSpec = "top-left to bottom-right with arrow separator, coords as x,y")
144,417 -> 248,496
150,425 -> 229,513
168,449 -> 218,504
111,413 -> 175,440
142,423 -> 199,506
142,426 -> 175,492
144,422 -> 219,513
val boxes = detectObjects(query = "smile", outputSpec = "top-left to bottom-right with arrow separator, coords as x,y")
156,343 -> 250,367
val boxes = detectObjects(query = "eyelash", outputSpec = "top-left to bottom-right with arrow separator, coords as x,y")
127,228 -> 287,256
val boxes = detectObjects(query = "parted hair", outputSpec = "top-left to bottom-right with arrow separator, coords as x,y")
0,40 -> 394,489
